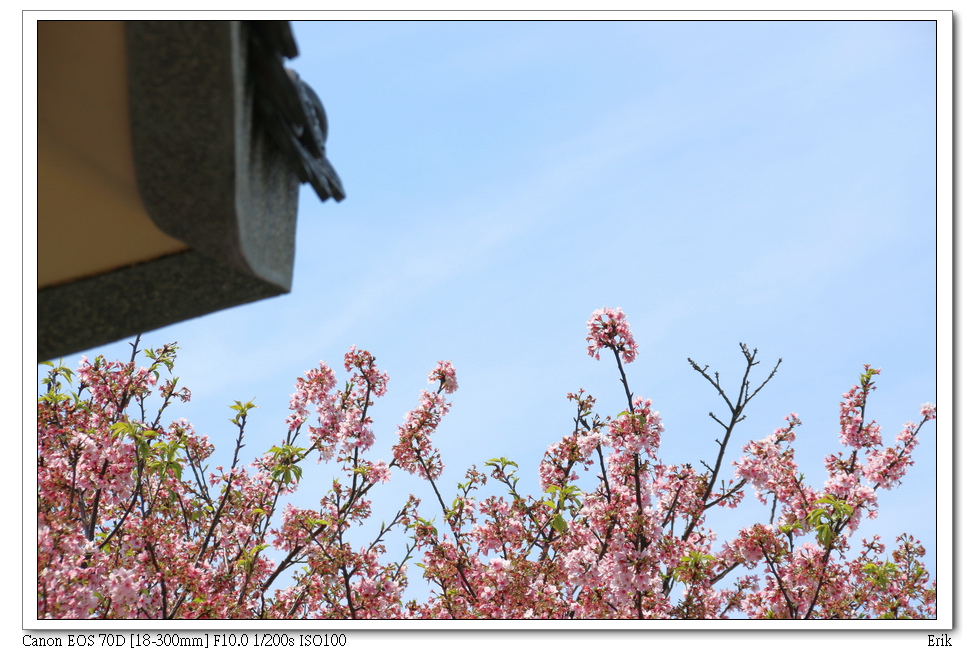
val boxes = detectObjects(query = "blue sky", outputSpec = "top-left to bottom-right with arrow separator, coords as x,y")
37,18 -> 943,622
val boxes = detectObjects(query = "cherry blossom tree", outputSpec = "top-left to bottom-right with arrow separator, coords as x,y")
36,309 -> 935,619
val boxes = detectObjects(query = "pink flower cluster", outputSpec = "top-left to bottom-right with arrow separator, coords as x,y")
838,366 -> 883,449
391,390 -> 449,480
586,307 -> 639,363
428,360 -> 458,394
38,312 -> 935,620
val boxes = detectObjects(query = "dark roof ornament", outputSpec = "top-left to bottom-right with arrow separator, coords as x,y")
247,21 -> 345,202
37,21 -> 348,361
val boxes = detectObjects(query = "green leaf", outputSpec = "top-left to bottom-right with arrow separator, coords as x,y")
778,521 -> 802,535
551,513 -> 567,533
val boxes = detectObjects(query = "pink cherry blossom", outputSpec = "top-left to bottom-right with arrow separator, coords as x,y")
37,314 -> 934,620
586,307 -> 639,363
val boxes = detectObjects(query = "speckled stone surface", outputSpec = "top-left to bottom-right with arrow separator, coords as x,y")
37,250 -> 285,361
38,21 -> 301,361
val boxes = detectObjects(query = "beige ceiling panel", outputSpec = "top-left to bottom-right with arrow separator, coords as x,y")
37,20 -> 188,289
